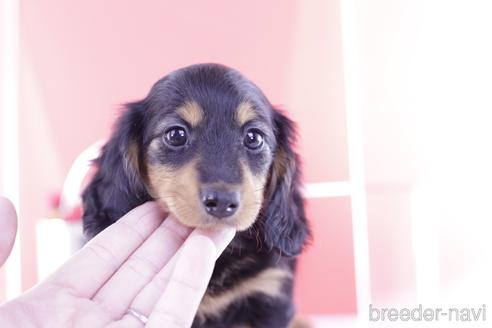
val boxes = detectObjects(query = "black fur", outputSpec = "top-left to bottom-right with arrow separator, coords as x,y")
82,63 -> 310,328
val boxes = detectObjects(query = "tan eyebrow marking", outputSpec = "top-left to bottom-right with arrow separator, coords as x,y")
235,102 -> 257,126
176,101 -> 204,127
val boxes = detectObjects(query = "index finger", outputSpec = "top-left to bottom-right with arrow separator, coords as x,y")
146,227 -> 235,328
47,202 -> 165,298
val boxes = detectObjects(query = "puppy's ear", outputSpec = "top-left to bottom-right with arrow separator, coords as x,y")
262,109 -> 310,257
82,101 -> 152,237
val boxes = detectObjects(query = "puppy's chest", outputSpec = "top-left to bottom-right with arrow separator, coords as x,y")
196,254 -> 292,320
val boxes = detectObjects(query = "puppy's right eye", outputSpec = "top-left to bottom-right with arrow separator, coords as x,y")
244,129 -> 264,151
164,127 -> 188,147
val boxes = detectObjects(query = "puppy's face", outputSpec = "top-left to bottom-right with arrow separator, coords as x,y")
139,67 -> 276,230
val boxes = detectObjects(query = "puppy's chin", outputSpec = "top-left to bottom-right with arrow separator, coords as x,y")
154,197 -> 260,231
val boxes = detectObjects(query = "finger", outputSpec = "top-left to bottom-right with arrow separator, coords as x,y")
93,215 -> 192,319
145,227 -> 235,328
119,245 -> 183,326
145,235 -> 216,328
0,197 -> 18,267
46,202 -> 164,298
123,227 -> 233,323
118,227 -> 234,328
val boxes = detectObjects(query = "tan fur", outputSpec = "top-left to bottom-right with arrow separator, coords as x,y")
265,148 -> 292,200
211,255 -> 258,287
288,316 -> 313,328
124,141 -> 139,173
234,162 -> 266,230
147,138 -> 161,154
147,160 -> 206,227
176,101 -> 204,127
198,268 -> 292,319
146,158 -> 267,230
123,141 -> 141,185
235,102 -> 257,126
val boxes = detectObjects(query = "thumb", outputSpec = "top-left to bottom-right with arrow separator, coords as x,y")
0,197 -> 18,268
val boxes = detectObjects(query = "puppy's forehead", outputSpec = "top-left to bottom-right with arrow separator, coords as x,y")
174,99 -> 265,127
176,101 -> 204,127
147,65 -> 274,128
235,102 -> 257,126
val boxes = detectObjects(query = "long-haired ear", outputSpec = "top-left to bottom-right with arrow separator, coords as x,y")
82,101 -> 151,237
262,109 -> 310,257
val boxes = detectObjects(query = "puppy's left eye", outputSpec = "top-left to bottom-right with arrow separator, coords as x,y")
164,127 -> 188,147
244,129 -> 264,150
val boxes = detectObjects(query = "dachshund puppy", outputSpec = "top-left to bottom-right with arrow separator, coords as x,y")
82,63 -> 310,328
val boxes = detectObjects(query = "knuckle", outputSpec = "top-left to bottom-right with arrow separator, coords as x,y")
168,276 -> 202,294
119,220 -> 147,242
86,242 -> 119,270
151,310 -> 187,328
124,255 -> 160,281
152,274 -> 170,293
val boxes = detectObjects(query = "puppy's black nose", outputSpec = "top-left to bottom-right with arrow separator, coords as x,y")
201,189 -> 240,218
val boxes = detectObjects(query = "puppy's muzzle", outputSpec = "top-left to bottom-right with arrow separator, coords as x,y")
201,187 -> 240,219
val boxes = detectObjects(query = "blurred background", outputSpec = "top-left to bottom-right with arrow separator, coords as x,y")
1,0 -> 492,327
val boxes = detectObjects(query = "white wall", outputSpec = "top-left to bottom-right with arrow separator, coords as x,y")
355,0 -> 492,310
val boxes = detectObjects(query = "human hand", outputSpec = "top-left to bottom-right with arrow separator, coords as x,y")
0,197 -> 17,268
0,201 -> 236,328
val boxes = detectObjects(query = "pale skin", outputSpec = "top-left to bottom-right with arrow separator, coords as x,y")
0,197 -> 235,328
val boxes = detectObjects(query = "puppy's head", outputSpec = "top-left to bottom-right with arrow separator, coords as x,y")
130,65 -> 275,230
92,63 -> 308,254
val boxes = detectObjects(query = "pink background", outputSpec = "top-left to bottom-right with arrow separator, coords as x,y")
1,0 -> 356,315
6,0 -> 491,320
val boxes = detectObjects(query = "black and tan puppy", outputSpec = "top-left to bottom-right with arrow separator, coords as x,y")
82,63 -> 310,327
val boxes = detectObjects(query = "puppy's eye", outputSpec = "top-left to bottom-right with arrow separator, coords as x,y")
244,129 -> 264,150
164,127 -> 188,147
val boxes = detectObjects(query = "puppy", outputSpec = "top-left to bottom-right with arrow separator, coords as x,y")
82,63 -> 310,327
